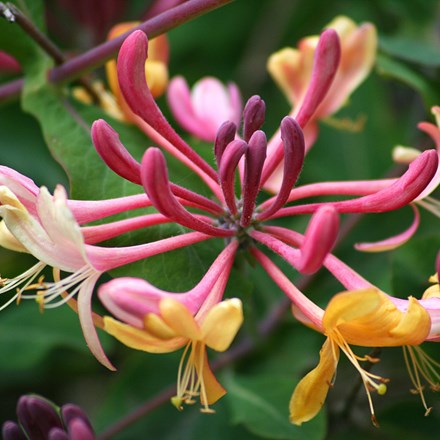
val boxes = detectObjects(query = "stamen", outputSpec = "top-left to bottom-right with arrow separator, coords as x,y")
0,261 -> 46,311
403,345 -> 440,414
332,330 -> 387,425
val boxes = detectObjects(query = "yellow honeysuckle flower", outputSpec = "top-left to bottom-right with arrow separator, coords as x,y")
106,22 -> 169,121
103,297 -> 243,412
290,288 -> 430,427
268,16 -> 377,118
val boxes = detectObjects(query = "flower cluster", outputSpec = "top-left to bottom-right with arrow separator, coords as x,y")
2,395 -> 95,440
1,12 -> 439,430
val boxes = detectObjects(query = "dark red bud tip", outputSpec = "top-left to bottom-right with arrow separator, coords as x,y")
61,404 -> 94,433
243,95 -> 266,142
48,428 -> 69,440
2,421 -> 26,440
214,121 -> 237,167
91,119 -> 142,184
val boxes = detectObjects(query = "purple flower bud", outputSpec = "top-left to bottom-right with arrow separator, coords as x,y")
61,404 -> 94,433
48,428 -> 70,440
2,421 -> 26,440
67,419 -> 96,440
243,95 -> 266,142
17,396 -> 63,440
214,121 -> 237,167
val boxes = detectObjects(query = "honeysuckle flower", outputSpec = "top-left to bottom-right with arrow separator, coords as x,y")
289,289 -> 430,426
357,106 -> 440,252
2,394 -> 95,440
87,28 -> 438,325
0,184 -> 212,370
103,296 -> 244,412
167,76 -> 242,142
264,16 -> 377,192
253,229 -> 440,423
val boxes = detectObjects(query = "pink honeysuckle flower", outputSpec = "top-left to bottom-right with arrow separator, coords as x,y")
92,29 -> 437,280
167,76 -> 242,142
87,28 -> 438,334
98,243 -> 241,411
264,16 -> 377,192
0,184 -> 213,370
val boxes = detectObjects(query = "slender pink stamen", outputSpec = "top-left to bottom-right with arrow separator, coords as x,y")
141,148 -> 234,237
117,30 -> 218,182
240,131 -> 267,227
219,140 -> 248,215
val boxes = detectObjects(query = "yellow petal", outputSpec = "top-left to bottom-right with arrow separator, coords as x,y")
160,298 -> 203,341
103,316 -> 185,353
423,283 -> 440,299
323,289 -> 430,347
0,220 -> 27,253
290,338 -> 339,425
194,343 -> 227,406
144,312 -> 178,340
201,298 -> 243,352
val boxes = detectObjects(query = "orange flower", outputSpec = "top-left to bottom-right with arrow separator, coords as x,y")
290,288 -> 430,426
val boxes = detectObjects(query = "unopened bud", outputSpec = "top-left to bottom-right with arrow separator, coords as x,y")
243,95 -> 266,142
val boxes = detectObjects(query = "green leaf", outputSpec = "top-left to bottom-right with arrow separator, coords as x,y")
380,35 -> 440,68
376,53 -> 440,108
223,371 -> 326,440
0,301 -> 112,371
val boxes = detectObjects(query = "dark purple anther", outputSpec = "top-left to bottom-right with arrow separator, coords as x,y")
2,421 -> 26,440
214,121 -> 237,167
243,95 -> 266,142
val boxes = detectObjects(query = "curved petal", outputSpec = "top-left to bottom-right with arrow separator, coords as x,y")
201,298 -> 243,352
355,204 -> 420,252
289,338 -> 338,425
77,274 -> 116,371
103,316 -> 185,353
324,289 -> 431,347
